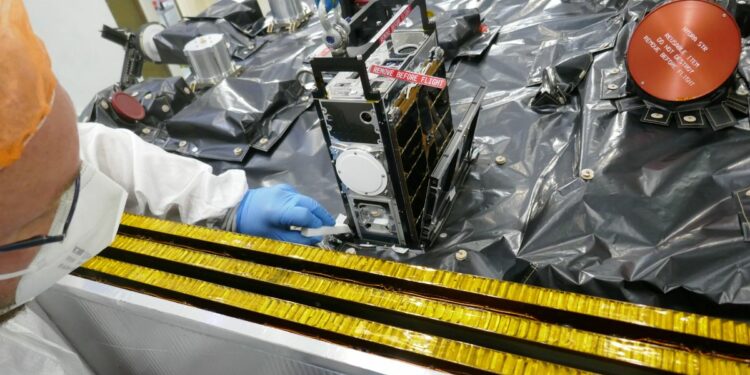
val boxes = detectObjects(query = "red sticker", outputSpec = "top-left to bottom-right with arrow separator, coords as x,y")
369,64 -> 447,89
315,46 -> 331,57
376,5 -> 414,44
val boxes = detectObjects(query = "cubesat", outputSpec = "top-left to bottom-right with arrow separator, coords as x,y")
310,0 -> 485,249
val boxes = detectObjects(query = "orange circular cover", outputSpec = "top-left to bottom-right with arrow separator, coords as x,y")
627,0 -> 741,102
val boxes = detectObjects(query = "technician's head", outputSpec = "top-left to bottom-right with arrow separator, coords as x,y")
0,0 -> 125,316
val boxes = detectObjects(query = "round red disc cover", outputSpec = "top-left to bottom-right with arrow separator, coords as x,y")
110,92 -> 146,122
627,0 -> 741,103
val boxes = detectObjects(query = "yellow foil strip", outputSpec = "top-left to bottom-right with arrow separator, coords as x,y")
119,214 -> 750,346
107,235 -> 750,374
81,257 -> 585,375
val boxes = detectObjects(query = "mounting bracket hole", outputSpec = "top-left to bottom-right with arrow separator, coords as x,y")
360,111 -> 373,124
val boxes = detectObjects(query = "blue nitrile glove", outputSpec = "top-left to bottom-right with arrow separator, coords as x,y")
316,0 -> 337,11
235,184 -> 335,245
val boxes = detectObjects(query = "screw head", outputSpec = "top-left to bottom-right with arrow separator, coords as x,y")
131,91 -> 139,97
683,115 -> 697,123
259,137 -> 269,145
370,210 -> 382,217
650,112 -> 665,120
233,147 -> 243,156
144,93 -> 153,100
745,190 -> 750,198
345,248 -> 357,255
610,68 -> 621,74
581,169 -> 595,180
439,232 -> 448,239
495,155 -> 507,165
178,140 -> 187,147
142,128 -> 152,135
607,83 -> 618,91
161,104 -> 171,113
100,100 -> 110,110
455,249 -> 468,261
738,86 -> 749,96
183,87 -> 191,95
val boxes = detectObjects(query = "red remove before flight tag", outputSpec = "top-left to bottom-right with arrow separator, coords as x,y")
369,64 -> 447,89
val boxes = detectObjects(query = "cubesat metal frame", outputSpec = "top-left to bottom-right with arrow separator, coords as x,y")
311,0 -> 485,249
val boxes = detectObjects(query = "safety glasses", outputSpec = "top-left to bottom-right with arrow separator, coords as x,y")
0,175 -> 80,253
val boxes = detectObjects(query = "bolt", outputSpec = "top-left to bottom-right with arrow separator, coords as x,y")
607,84 -> 618,91
370,210 -> 382,217
301,95 -> 310,101
259,137 -> 269,145
683,115 -> 697,123
723,13 -> 727,18
640,81 -> 645,85
581,169 -> 595,180
495,155 -> 507,165
178,140 -> 187,147
191,146 -> 198,153
738,86 -> 749,96
345,248 -> 357,255
161,104 -> 171,113
131,91 -> 139,97
745,190 -> 750,197
233,147 -> 243,156
142,128 -> 151,135
650,112 -> 664,120
439,232 -> 448,239
100,100 -> 110,110
183,87 -> 191,95
455,249 -> 468,261
610,68 -> 621,74
144,93 -> 153,100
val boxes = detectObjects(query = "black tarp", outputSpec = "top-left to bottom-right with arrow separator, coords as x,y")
83,0 -> 750,320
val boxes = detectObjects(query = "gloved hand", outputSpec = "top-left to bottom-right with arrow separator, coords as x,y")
316,0 -> 337,11
236,184 -> 335,245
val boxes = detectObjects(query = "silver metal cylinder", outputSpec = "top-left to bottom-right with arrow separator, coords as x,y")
183,34 -> 234,85
269,0 -> 306,26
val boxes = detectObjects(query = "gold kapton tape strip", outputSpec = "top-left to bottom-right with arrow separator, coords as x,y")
109,235 -> 750,374
81,256 -> 586,375
119,214 -> 750,346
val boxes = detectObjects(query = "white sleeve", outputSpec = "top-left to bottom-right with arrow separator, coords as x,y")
77,122 -> 248,225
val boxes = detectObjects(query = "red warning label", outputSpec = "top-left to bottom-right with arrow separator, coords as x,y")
376,5 -> 414,44
369,64 -> 447,89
